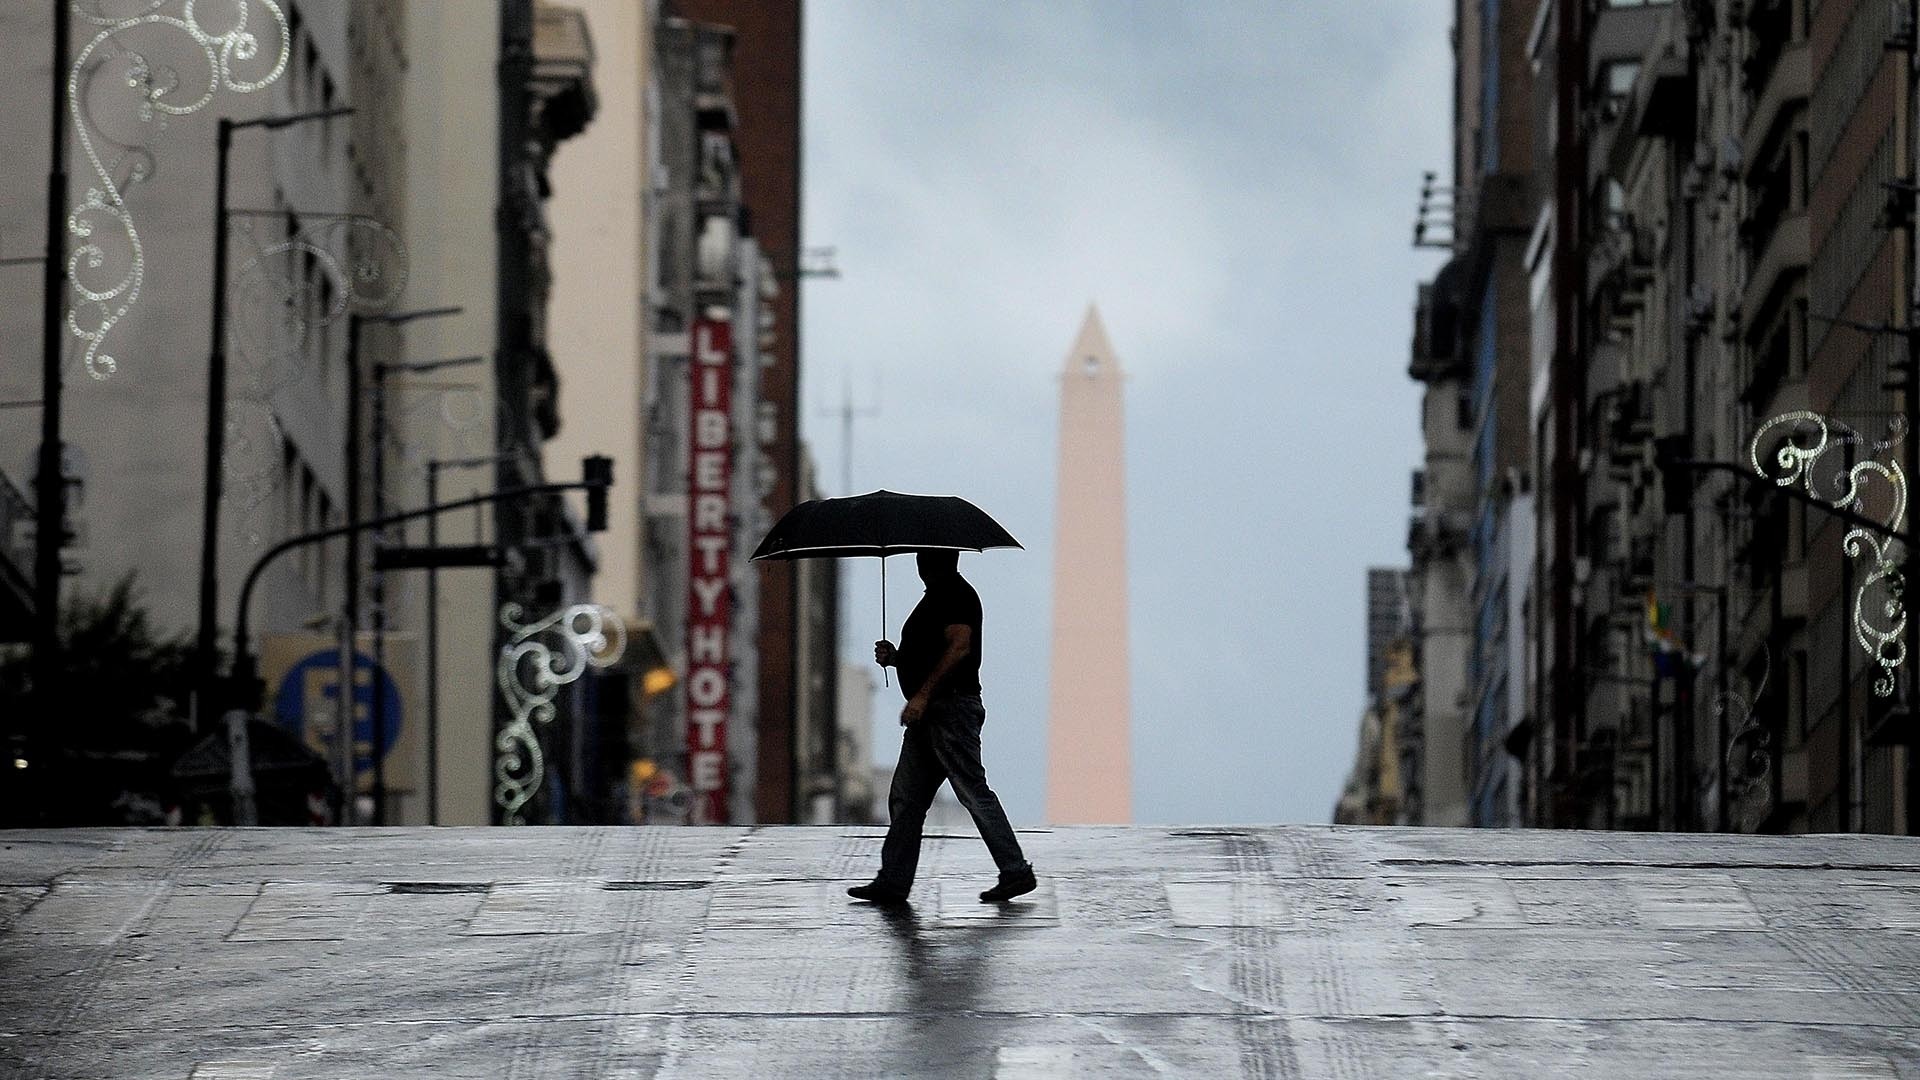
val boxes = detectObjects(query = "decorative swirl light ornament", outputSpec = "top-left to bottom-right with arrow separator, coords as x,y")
229,213 -> 409,394
68,0 -> 290,379
1750,410 -> 1909,696
1715,642 -> 1771,819
494,603 -> 626,824
222,394 -> 283,546
222,213 -> 408,544
391,380 -> 491,484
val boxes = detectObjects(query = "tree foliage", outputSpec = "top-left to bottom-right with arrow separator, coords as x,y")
1,577 -> 199,824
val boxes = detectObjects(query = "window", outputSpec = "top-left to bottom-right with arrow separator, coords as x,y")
299,464 -> 317,586
1597,61 -> 1640,120
1790,648 -> 1809,743
1795,131 -> 1809,208
280,434 -> 296,536
1479,0 -> 1501,176
1743,0 -> 1795,93
1606,62 -> 1640,97
316,489 -> 333,601
286,6 -> 305,103
1745,143 -> 1793,250
280,205 -> 296,296
320,74 -> 336,156
1592,177 -> 1627,236
302,248 -> 319,338
317,270 -> 335,381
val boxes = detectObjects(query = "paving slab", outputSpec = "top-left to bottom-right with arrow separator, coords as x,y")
2,825 -> 1918,1078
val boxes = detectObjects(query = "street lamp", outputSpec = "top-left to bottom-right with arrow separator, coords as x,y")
221,463 -> 614,826
369,350 -> 481,825
345,305 -> 464,824
421,450 -> 523,825
26,3 -> 70,830
197,104 -> 355,722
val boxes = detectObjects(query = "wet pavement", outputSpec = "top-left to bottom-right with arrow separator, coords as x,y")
3,824 -> 1919,1078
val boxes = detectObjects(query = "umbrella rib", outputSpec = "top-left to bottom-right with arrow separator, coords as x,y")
760,542 -> 1002,556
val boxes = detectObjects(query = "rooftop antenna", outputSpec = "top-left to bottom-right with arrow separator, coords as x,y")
819,369 -> 880,496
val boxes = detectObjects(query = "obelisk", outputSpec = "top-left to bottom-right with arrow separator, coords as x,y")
1045,305 -> 1131,823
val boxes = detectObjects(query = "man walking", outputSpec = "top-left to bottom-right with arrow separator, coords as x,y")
849,550 -> 1037,905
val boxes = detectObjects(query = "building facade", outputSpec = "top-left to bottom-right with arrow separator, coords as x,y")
0,1 -> 626,827
543,0 -> 669,826
1412,0 -> 1919,836
1403,0 -> 1541,827
1405,268 -> 1476,827
1339,569 -> 1413,824
664,0 -> 818,825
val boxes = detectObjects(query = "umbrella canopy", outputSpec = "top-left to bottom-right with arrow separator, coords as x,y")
750,490 -> 1022,561
751,491 -> 1021,688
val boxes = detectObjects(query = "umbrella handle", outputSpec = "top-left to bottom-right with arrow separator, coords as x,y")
881,557 -> 890,688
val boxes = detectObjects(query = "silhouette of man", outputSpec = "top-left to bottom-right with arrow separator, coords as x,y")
849,550 -> 1036,905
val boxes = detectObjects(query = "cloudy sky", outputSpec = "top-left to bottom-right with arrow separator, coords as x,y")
802,2 -> 1453,824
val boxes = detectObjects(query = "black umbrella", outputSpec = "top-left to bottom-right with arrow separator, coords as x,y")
752,490 -> 1022,684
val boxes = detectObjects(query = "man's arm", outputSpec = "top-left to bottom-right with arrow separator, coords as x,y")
900,624 -> 971,726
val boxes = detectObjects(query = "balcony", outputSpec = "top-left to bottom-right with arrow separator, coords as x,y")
532,4 -> 598,147
1408,507 -> 1472,564
1408,272 -> 1467,383
1588,214 -> 1658,316
1611,41 -> 1693,180
1738,212 -> 1807,340
1742,42 -> 1807,174
1628,46 -> 1692,141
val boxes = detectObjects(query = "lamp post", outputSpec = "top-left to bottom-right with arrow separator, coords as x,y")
422,450 -> 518,825
368,351 -> 480,824
223,468 -> 612,826
31,2 -> 71,810
344,305 -> 462,824
197,104 -> 354,725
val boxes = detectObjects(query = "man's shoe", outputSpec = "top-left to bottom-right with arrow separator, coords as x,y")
979,867 -> 1037,903
847,881 -> 909,905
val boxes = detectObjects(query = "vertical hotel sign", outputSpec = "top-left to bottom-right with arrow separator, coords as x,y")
687,317 -> 733,823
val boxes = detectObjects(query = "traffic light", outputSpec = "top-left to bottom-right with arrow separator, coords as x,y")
1653,435 -> 1692,515
583,455 -> 612,532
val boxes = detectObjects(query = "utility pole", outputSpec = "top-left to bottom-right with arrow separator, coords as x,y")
819,374 -> 879,496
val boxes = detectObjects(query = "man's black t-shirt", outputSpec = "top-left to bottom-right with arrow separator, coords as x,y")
896,575 -> 983,700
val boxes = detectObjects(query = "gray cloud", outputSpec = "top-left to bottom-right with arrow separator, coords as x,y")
803,1 -> 1452,823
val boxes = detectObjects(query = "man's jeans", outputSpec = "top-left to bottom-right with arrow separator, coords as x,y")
877,694 -> 1029,893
